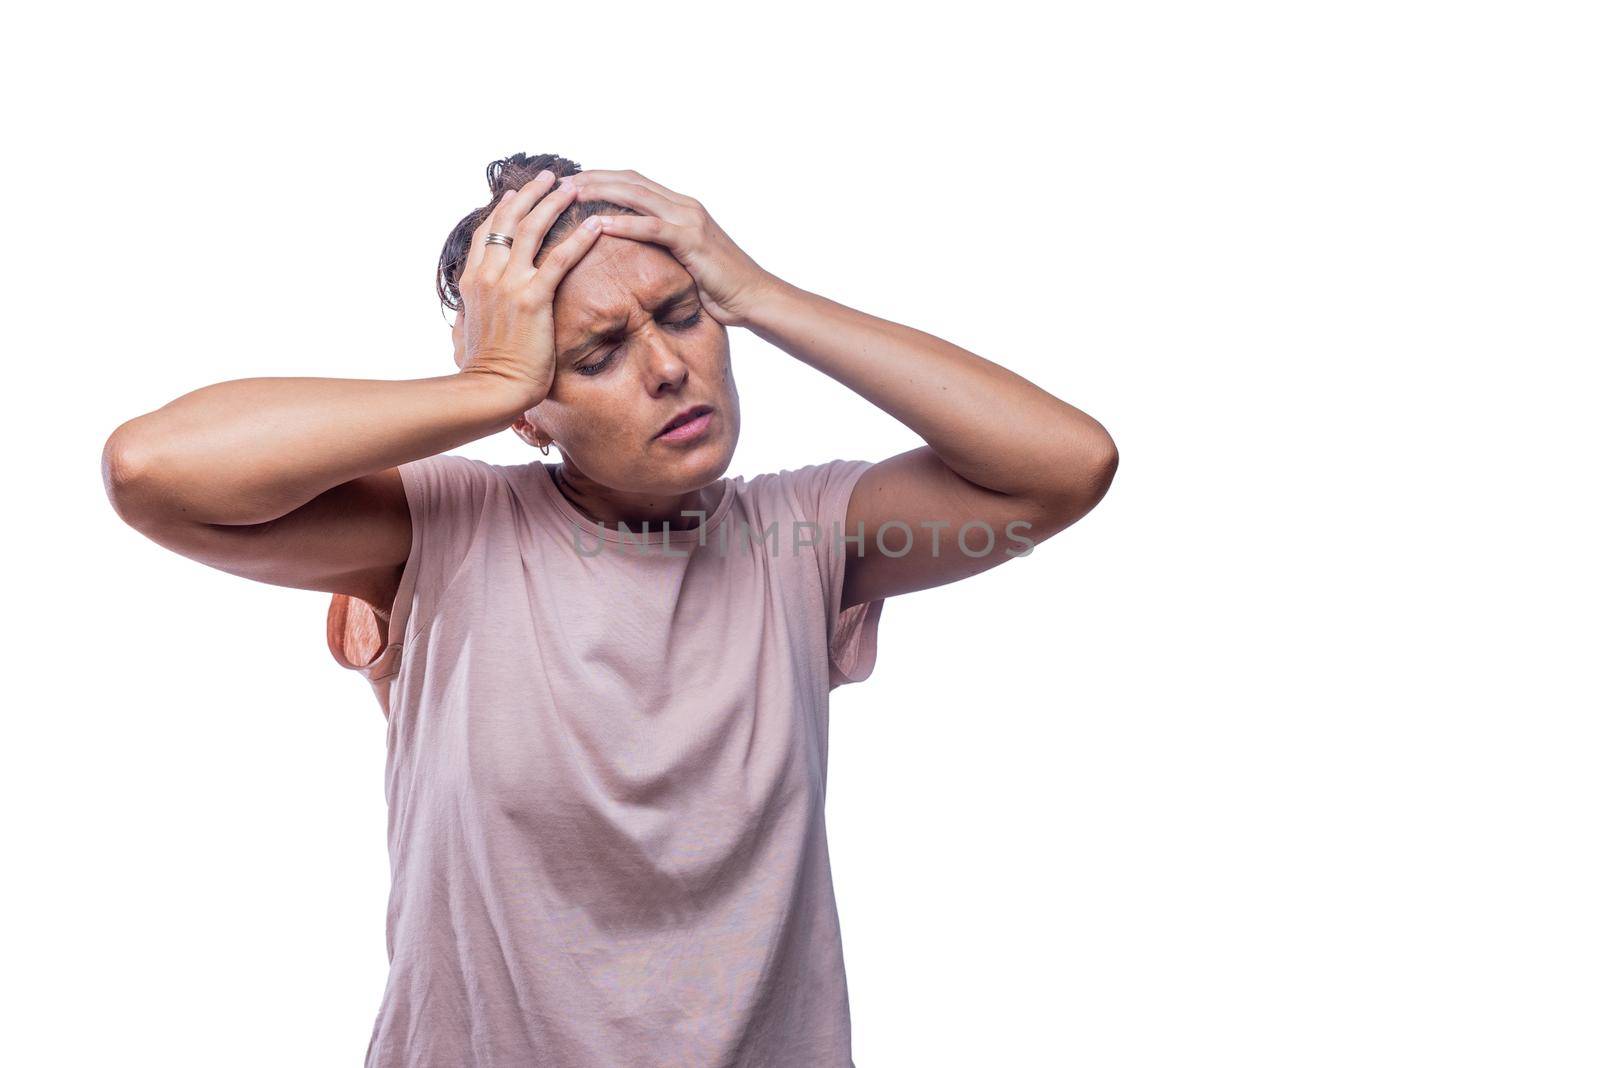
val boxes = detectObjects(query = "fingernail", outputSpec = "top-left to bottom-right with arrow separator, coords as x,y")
583,216 -> 601,231
536,169 -> 553,182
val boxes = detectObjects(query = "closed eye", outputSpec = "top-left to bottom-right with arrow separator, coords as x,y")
574,310 -> 703,376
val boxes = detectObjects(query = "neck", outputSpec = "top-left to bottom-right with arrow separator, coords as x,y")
549,462 -> 719,531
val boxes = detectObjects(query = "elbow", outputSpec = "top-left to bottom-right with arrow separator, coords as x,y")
1085,431 -> 1119,504
1035,427 -> 1119,526
102,422 -> 162,528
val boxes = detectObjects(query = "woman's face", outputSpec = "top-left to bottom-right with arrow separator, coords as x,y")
457,233 -> 740,494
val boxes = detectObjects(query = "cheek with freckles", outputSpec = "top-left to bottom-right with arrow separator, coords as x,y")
532,384 -> 644,459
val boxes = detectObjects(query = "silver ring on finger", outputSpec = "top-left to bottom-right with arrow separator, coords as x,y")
485,232 -> 515,249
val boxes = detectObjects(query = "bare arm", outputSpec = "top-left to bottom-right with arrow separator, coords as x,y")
743,280 -> 1120,608
100,373 -> 528,625
103,372 -> 526,527
101,170 -> 601,622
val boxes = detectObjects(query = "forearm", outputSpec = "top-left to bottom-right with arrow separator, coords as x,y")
104,370 -> 527,526
743,280 -> 1117,499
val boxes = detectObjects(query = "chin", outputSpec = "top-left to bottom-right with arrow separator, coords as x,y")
649,435 -> 735,490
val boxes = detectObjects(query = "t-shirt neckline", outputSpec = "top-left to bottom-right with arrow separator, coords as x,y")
533,462 -> 736,546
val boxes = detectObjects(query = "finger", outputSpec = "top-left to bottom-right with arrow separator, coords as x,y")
461,188 -> 519,289
508,179 -> 579,276
528,216 -> 607,297
591,213 -> 674,247
479,175 -> 551,284
571,179 -> 693,226
572,168 -> 694,208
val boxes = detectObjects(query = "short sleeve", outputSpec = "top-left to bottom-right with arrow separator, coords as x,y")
326,453 -> 500,694
782,458 -> 885,691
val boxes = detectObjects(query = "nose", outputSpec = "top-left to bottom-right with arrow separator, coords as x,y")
641,324 -> 688,395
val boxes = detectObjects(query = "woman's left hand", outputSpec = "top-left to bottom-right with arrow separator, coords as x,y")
568,169 -> 783,328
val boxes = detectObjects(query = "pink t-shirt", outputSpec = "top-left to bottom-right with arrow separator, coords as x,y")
327,454 -> 885,1067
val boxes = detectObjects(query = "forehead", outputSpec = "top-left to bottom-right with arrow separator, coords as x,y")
556,237 -> 692,323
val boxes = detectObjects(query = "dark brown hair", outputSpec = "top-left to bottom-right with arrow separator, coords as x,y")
435,152 -> 643,317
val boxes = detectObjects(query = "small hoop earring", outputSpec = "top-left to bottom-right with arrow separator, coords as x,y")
539,442 -> 551,455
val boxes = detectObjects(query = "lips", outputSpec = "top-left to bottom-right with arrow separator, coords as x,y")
655,404 -> 714,438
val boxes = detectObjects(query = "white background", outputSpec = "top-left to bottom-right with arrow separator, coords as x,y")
5,1 -> 1595,1064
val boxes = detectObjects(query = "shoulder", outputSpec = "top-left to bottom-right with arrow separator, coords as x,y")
398,451 -> 510,489
743,459 -> 876,525
393,453 -> 528,515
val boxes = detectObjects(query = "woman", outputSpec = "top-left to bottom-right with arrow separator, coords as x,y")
102,152 -> 1119,1067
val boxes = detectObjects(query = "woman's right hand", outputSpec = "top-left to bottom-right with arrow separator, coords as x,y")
452,170 -> 603,412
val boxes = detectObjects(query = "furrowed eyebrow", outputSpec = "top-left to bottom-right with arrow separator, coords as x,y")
561,284 -> 700,361
562,322 -> 623,360
658,284 -> 698,310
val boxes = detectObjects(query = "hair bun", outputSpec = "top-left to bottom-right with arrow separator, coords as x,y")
485,151 -> 582,195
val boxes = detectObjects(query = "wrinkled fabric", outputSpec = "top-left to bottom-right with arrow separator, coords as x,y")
327,454 -> 885,1068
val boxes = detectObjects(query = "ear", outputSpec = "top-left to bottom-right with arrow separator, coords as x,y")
510,413 -> 553,451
